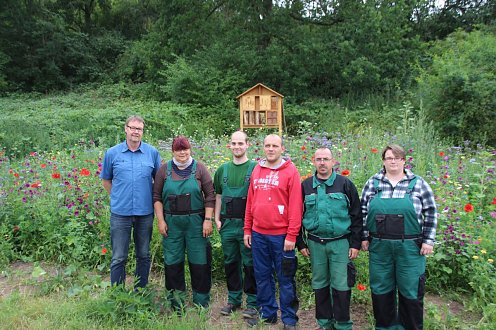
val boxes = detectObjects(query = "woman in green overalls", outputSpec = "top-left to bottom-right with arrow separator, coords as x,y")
361,144 -> 438,330
153,136 -> 216,310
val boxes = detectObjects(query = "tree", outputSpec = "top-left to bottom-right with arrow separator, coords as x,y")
417,28 -> 496,145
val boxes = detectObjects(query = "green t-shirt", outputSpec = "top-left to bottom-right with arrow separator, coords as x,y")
213,160 -> 257,194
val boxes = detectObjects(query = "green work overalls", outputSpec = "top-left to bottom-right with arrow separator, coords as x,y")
162,161 -> 211,309
219,161 -> 257,308
302,172 -> 355,330
367,177 -> 425,330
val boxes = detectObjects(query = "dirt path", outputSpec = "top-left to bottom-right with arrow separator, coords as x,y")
207,280 -> 372,329
1,262 -> 467,329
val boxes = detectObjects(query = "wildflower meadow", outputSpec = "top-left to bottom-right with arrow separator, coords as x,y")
0,95 -> 495,329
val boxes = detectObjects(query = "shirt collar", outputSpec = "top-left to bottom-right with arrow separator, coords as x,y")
312,170 -> 336,188
376,168 -> 415,181
119,141 -> 144,153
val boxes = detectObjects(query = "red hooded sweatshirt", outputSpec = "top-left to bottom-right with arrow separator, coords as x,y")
244,158 -> 303,242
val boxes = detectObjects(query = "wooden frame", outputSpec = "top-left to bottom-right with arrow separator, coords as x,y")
237,83 -> 284,135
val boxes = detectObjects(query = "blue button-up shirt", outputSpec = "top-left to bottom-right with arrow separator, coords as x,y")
100,141 -> 161,216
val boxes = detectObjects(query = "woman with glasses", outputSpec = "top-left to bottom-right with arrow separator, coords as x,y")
360,144 -> 437,330
153,135 -> 215,310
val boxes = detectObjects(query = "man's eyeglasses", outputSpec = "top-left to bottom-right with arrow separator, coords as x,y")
127,125 -> 143,132
384,157 -> 403,162
315,158 -> 332,163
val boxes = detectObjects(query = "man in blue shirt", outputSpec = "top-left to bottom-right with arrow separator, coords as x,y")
100,115 -> 161,288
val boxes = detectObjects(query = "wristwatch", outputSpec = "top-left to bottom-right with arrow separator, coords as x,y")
204,217 -> 213,221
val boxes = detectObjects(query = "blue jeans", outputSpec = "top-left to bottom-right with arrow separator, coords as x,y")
110,213 -> 153,288
252,231 -> 299,325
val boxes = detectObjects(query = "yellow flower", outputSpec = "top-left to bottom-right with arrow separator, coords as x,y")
472,256 -> 479,260
481,249 -> 487,254
488,259 -> 494,264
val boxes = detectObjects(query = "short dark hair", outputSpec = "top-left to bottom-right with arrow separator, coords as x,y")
231,130 -> 248,143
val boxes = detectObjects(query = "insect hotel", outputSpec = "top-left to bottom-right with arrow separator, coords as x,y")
237,83 -> 284,135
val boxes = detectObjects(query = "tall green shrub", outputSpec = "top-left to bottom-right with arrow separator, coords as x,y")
416,28 -> 496,146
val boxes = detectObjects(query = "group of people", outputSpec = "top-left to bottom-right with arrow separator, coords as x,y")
100,115 -> 438,330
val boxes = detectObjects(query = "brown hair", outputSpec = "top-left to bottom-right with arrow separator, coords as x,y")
381,144 -> 406,160
172,135 -> 191,151
125,115 -> 145,127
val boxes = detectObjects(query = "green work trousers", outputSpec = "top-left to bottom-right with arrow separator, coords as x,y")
308,238 -> 353,330
220,218 -> 257,307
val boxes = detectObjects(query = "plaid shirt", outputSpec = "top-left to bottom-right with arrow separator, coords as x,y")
361,169 -> 438,245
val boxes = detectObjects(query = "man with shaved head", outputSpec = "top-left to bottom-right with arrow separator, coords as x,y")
214,131 -> 258,318
297,147 -> 363,330
244,134 -> 303,330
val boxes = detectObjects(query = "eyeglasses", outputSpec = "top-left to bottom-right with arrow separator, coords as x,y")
384,157 -> 403,162
127,125 -> 143,132
315,158 -> 332,163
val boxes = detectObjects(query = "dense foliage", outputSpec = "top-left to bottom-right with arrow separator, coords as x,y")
1,1 -> 494,144
416,28 -> 496,146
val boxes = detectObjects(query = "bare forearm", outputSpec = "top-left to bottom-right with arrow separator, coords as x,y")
204,207 -> 214,219
214,195 -> 222,221
154,201 -> 165,222
102,180 -> 112,194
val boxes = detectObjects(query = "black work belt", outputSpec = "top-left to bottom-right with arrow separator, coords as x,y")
370,233 -> 422,240
307,233 -> 350,244
165,209 -> 204,216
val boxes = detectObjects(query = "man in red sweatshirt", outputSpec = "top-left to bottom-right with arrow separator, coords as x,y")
243,134 -> 303,330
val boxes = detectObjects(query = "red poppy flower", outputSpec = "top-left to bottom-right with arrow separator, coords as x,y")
341,169 -> 350,176
40,163 -> 47,168
357,284 -> 366,291
301,145 -> 306,151
439,151 -> 445,157
80,168 -> 90,176
101,247 -> 108,255
30,181 -> 41,188
52,173 -> 61,179
371,148 -> 378,153
13,173 -> 19,178
464,203 -> 474,213
492,198 -> 496,205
